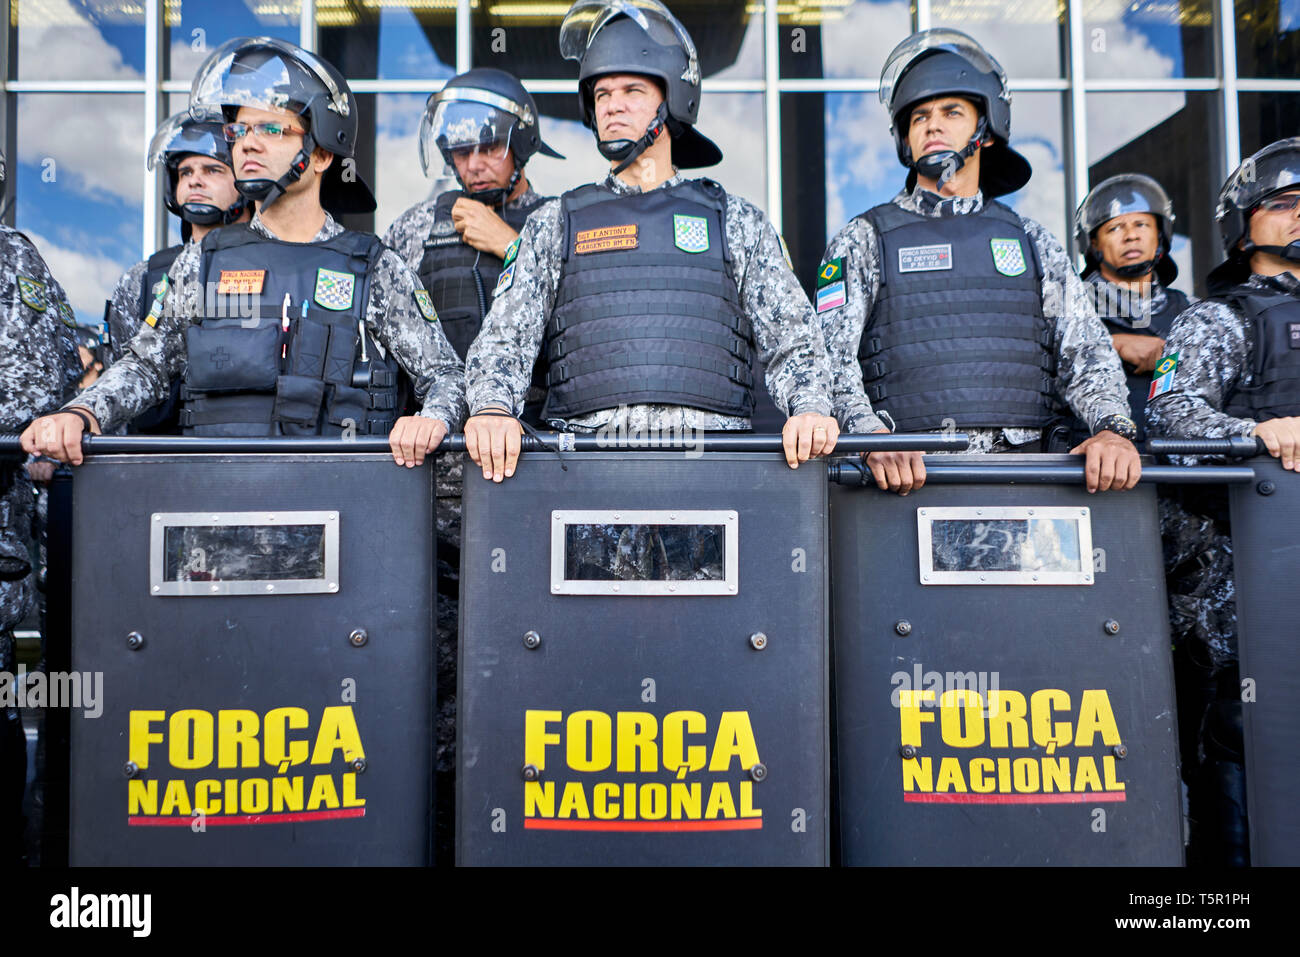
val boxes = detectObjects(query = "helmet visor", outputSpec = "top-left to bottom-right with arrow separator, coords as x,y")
879,28 -> 1007,109
418,98 -> 517,177
1078,173 -> 1174,236
147,111 -> 232,171
559,0 -> 700,84
190,36 -> 349,122
1223,137 -> 1300,211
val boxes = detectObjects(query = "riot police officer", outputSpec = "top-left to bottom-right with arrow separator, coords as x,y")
818,29 -> 1139,494
463,0 -> 840,480
1073,174 -> 1190,446
105,111 -> 252,365
0,149 -> 84,863
1147,138 -> 1300,865
22,37 -> 465,466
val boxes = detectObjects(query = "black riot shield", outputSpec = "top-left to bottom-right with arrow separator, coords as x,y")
1229,458 -> 1300,866
68,452 -> 434,865
458,451 -> 829,865
831,454 -> 1183,865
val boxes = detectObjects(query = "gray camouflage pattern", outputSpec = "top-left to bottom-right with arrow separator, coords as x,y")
1158,494 -> 1236,671
104,258 -> 150,364
0,226 -> 83,630
1084,273 -> 1179,332
819,186 -> 1131,451
1144,272 -> 1300,452
465,171 -> 834,430
70,212 -> 467,433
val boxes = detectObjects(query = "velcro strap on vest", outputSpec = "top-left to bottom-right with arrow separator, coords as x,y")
552,351 -> 754,389
180,394 -> 276,428
555,272 -> 736,308
863,347 -> 1053,381
549,313 -> 750,360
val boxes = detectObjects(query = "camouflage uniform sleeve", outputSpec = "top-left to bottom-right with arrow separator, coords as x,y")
7,233 -> 83,408
367,248 -> 466,431
381,203 -> 430,274
817,218 -> 888,434
1022,216 -> 1130,431
725,195 -> 832,417
464,199 -> 562,415
105,260 -> 148,364
66,244 -> 201,432
1145,299 -> 1257,440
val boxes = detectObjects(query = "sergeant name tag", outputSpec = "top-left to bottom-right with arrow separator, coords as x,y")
575,224 -> 638,254
897,244 -> 952,273
217,270 -> 265,295
1290,322 -> 1300,349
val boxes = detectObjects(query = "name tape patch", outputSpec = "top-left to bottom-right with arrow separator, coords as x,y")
575,224 -> 638,255
217,270 -> 265,295
1290,322 -> 1300,349
898,244 -> 953,273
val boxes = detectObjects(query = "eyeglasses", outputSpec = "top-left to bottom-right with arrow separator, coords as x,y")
447,141 -> 510,163
222,121 -> 307,142
1257,194 -> 1300,215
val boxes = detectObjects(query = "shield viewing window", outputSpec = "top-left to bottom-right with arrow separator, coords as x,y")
149,511 -> 340,596
916,506 -> 1093,585
550,509 -> 738,596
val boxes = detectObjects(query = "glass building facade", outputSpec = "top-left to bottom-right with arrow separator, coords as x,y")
4,0 -> 1298,324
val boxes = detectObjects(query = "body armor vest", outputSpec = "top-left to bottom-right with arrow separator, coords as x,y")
417,190 -> 546,359
129,245 -> 184,434
858,200 -> 1056,432
545,179 -> 755,419
181,224 -> 401,437
1087,279 -> 1189,443
1220,281 -> 1300,421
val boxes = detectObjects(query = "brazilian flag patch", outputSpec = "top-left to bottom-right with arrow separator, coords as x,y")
414,288 -> 438,322
1148,351 -> 1179,400
17,275 -> 47,311
818,258 -> 843,287
503,237 -> 520,268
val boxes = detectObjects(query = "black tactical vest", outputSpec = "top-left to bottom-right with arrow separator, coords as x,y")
1220,281 -> 1300,421
128,245 -> 185,435
417,190 -> 546,359
857,201 -> 1057,432
1086,279 -> 1189,443
545,179 -> 755,419
180,224 -> 401,437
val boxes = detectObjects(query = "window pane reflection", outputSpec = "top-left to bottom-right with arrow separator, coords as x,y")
14,93 -> 144,327
166,0 -> 301,82
1082,0 -> 1215,79
319,1 -> 455,81
1239,92 -> 1300,159
12,0 -> 145,81
930,0 -> 1064,78
1234,0 -> 1300,79
779,0 -> 912,80
1003,92 -> 1068,251
1088,91 -> 1218,295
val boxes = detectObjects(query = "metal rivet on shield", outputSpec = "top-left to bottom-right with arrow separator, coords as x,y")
749,632 -> 767,650
210,584 -> 219,593
152,585 -> 161,593
349,628 -> 368,647
894,620 -> 912,636
1103,619 -> 1120,635
899,745 -> 917,760
153,514 -> 160,522
1258,480 -> 1276,496
351,757 -> 367,773
523,630 -> 541,650
126,631 -> 144,651
267,514 -> 275,521
328,582 -> 338,592
123,761 -> 139,778
522,763 -> 540,781
749,763 -> 767,782
1112,744 -> 1128,759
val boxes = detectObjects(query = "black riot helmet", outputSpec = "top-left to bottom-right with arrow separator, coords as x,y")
1209,138 -> 1300,289
419,68 -> 563,208
1075,174 -> 1178,285
147,110 -> 249,236
879,29 -> 1031,198
560,0 -> 721,174
189,37 -> 375,215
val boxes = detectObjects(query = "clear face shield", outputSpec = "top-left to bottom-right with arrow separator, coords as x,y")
878,28 -> 1007,111
189,36 -> 348,123
147,111 -> 231,172
417,95 -> 520,179
559,0 -> 700,84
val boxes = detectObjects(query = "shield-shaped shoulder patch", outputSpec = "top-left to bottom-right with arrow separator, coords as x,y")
673,214 -> 709,253
314,268 -> 356,311
18,275 -> 47,311
990,238 -> 1027,277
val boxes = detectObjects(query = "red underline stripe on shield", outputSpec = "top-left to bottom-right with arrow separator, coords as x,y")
525,818 -> 763,831
903,792 -> 1126,804
127,808 -> 366,826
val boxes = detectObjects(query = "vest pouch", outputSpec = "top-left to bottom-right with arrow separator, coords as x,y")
326,384 -> 370,432
324,324 -> 359,386
272,375 -> 327,430
288,316 -> 329,379
184,320 -> 282,394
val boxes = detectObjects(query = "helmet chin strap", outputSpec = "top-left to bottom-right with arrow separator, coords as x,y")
458,162 -> 521,210
235,133 -> 316,213
179,197 -> 248,227
597,103 -> 669,176
1240,239 -> 1300,263
908,116 -> 987,189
